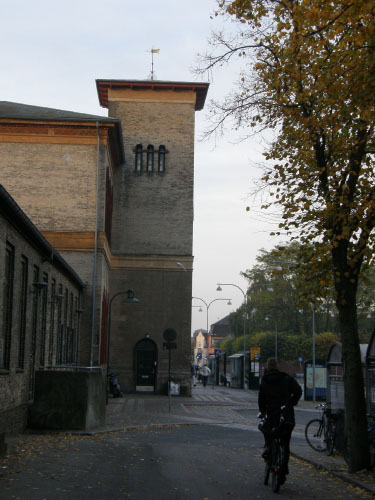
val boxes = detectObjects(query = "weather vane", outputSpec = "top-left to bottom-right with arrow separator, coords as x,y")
147,48 -> 160,80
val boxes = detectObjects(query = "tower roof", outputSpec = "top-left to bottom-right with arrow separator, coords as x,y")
96,79 -> 209,110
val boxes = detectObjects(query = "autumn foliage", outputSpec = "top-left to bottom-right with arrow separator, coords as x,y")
198,0 -> 375,472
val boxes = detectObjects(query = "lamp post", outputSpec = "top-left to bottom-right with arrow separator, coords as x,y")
192,297 -> 232,340
192,297 -> 232,385
106,289 -> 139,404
218,282 -> 273,388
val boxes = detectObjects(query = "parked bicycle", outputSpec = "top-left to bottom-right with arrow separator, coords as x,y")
305,403 -> 342,455
259,406 -> 290,493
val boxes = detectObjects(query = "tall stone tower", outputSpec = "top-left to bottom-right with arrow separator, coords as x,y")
96,80 -> 209,394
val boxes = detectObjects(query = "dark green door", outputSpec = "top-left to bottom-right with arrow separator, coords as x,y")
136,339 -> 156,392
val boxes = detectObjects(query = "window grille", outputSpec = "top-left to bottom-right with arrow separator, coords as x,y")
1,243 -> 15,369
18,256 -> 28,369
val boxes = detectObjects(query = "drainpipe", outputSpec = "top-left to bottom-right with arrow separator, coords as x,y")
89,122 -> 100,366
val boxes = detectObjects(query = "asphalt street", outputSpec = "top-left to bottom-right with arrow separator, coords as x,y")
0,425 -> 371,500
2,384 -> 375,499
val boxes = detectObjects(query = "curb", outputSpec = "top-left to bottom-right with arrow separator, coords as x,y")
291,451 -> 375,496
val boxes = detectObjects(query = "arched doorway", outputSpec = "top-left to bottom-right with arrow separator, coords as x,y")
135,338 -> 157,392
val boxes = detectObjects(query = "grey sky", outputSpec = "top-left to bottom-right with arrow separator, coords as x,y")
0,0 -> 278,334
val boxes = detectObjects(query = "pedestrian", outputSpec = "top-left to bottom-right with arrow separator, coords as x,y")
191,364 -> 197,387
199,364 -> 211,387
258,357 -> 302,484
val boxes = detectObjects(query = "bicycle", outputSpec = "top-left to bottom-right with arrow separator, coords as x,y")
305,403 -> 341,455
259,407 -> 290,493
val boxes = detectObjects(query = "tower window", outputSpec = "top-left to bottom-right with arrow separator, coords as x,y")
135,144 -> 143,172
158,145 -> 166,172
147,145 -> 154,172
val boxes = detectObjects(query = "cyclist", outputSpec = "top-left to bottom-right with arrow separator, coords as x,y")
258,357 -> 302,483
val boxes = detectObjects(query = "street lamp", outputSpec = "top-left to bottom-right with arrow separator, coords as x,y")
192,297 -> 232,335
106,289 -> 139,404
218,282 -> 273,388
265,315 -> 278,359
192,296 -> 232,390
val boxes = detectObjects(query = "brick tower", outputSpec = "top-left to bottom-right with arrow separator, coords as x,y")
96,80 -> 209,394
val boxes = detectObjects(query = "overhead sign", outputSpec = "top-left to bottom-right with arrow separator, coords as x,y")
250,347 -> 261,360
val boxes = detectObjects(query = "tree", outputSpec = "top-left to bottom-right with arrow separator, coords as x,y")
197,0 -> 375,471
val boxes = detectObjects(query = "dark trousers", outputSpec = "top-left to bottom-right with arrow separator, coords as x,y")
202,375 -> 208,387
263,424 -> 294,473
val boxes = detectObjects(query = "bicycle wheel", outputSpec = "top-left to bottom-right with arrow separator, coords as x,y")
325,421 -> 335,456
264,459 -> 271,485
305,419 -> 326,452
271,441 -> 282,493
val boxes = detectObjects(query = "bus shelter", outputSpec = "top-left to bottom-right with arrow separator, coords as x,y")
229,353 -> 244,388
327,342 -> 368,410
304,358 -> 326,401
366,330 -> 375,415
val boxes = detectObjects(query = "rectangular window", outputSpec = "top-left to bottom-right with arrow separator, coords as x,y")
56,284 -> 63,364
48,279 -> 56,365
39,272 -> 48,367
29,265 -> 39,400
1,243 -> 15,369
18,256 -> 28,369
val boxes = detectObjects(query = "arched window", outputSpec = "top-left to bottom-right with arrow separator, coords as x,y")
147,145 -> 154,172
135,144 -> 143,172
158,145 -> 166,172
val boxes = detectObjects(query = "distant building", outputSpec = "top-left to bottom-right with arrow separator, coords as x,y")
192,328 -> 208,367
208,315 -> 233,355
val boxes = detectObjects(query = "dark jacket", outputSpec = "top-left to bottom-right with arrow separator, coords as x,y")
258,369 -> 302,423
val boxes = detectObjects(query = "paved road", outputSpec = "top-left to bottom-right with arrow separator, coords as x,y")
0,425 -> 371,500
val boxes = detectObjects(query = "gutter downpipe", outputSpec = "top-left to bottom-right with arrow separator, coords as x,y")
89,121 -> 101,366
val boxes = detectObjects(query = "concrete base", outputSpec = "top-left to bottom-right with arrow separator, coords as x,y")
28,369 -> 106,430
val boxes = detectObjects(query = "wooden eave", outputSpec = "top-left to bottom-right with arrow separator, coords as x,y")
96,79 -> 209,111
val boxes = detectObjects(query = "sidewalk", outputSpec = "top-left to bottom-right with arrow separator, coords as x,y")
102,384 -> 375,496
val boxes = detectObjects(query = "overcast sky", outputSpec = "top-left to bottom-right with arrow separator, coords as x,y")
1,0 -> 280,334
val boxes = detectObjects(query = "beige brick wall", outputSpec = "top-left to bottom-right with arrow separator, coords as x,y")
0,142 -> 100,232
109,101 -> 195,256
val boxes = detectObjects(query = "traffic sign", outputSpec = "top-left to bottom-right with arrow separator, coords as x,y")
251,347 -> 261,360
214,348 -> 221,356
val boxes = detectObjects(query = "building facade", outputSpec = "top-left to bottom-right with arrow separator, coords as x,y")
0,78 -> 208,427
0,186 -> 84,434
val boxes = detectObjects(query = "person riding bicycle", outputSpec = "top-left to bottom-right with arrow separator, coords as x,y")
258,357 -> 302,482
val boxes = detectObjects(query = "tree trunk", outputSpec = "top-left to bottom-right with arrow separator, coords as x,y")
336,295 -> 370,472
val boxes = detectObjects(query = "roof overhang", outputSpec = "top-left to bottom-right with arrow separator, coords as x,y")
96,79 -> 209,111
